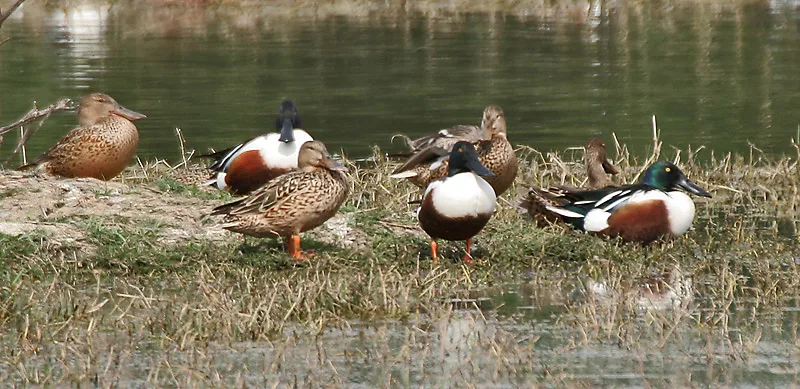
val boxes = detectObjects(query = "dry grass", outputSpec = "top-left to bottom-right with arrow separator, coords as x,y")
0,136 -> 799,386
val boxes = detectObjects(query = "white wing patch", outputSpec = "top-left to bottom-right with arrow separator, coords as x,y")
583,208 -> 610,232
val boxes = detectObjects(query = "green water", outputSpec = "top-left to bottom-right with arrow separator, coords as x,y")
0,1 -> 799,163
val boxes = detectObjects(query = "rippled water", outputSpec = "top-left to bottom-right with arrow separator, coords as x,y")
1,1 -> 800,386
0,1 -> 799,163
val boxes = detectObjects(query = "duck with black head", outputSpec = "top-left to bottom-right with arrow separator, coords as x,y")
417,141 -> 498,264
200,100 -> 313,195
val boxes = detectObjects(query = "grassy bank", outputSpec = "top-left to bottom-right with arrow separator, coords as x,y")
0,141 -> 799,386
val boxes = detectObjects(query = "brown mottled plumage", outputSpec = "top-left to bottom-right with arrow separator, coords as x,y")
211,140 -> 350,260
19,93 -> 146,180
390,105 -> 517,196
518,137 -> 618,226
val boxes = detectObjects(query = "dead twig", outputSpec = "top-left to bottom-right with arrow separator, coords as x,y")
0,98 -> 75,165
0,0 -> 27,29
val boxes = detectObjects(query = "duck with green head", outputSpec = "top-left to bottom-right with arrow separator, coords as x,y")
418,141 -> 497,263
519,137 -> 618,226
539,161 -> 711,243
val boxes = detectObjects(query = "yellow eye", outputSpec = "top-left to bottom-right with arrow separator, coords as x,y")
458,147 -> 464,153
665,167 -> 671,172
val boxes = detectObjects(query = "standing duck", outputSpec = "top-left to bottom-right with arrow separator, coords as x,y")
391,105 -> 517,196
201,100 -> 313,195
532,161 -> 711,244
211,140 -> 349,260
519,137 -> 618,225
418,141 -> 497,264
18,93 -> 146,180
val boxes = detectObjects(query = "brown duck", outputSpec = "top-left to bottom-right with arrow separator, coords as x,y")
211,140 -> 350,260
19,93 -> 146,180
390,105 -> 517,196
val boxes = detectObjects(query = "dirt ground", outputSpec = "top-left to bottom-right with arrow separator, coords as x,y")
0,169 -> 380,253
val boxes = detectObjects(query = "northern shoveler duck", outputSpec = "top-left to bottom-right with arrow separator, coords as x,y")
418,141 -> 497,264
18,93 -> 146,180
519,137 -> 618,225
390,105 -> 518,196
531,161 -> 711,244
211,140 -> 349,260
393,107 -> 493,154
200,100 -> 313,195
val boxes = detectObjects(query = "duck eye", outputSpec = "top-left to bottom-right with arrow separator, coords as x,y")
665,167 -> 671,172
457,147 -> 464,153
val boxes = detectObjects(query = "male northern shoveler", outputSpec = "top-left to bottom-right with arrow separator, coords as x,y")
519,137 -> 618,225
18,93 -> 146,180
200,100 -> 313,195
418,141 -> 497,264
390,105 -> 517,196
532,161 -> 711,244
211,140 -> 349,260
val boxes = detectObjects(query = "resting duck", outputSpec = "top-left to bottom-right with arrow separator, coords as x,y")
211,140 -> 349,260
394,106 -> 494,154
519,137 -> 618,225
19,93 -> 146,180
391,105 -> 517,196
201,100 -> 313,195
530,161 -> 711,243
418,141 -> 497,264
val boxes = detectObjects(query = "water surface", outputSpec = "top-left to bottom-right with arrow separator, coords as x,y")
0,1 -> 798,163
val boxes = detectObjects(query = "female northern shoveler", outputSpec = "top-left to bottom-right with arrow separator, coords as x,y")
531,161 -> 711,244
211,140 -> 349,260
418,141 -> 497,264
393,107 -> 492,154
19,93 -> 146,180
583,137 -> 618,189
519,137 -> 618,225
201,100 -> 313,195
390,105 -> 518,196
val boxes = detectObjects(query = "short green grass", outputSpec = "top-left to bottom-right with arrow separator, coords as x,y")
0,143 -> 799,386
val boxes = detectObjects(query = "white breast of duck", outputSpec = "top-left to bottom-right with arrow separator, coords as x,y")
258,129 -> 314,169
424,172 -> 497,219
583,189 -> 697,235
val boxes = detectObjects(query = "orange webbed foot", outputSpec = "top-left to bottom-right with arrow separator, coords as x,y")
287,234 -> 315,261
430,239 -> 439,265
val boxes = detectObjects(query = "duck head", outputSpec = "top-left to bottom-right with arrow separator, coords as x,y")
77,93 -> 146,127
298,140 -> 348,172
275,100 -> 303,143
480,105 -> 506,139
448,141 -> 494,178
642,161 -> 711,198
585,137 -> 618,175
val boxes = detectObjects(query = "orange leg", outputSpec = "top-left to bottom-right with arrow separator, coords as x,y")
430,239 -> 439,264
287,234 -> 314,261
461,238 -> 474,263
